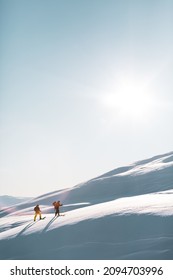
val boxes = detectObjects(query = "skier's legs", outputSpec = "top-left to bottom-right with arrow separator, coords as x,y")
55,208 -> 59,216
34,213 -> 37,221
34,211 -> 42,221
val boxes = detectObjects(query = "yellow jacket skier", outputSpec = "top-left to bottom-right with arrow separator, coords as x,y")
34,205 -> 42,221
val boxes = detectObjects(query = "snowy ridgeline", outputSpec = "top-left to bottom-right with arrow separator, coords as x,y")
0,152 -> 173,260
0,196 -> 32,209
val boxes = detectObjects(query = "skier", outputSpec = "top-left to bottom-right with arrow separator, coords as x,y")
52,201 -> 63,216
34,204 -> 42,221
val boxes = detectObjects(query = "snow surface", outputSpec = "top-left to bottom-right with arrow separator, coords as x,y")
0,195 -> 32,209
0,152 -> 173,260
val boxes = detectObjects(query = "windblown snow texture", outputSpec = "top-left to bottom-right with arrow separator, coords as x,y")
0,152 -> 173,259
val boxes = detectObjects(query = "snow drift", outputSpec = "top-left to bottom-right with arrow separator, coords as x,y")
0,152 -> 173,260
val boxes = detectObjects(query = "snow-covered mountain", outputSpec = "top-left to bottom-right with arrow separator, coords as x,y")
0,195 -> 32,209
0,152 -> 173,260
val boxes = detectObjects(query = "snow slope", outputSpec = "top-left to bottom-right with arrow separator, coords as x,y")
0,152 -> 173,260
0,195 -> 32,209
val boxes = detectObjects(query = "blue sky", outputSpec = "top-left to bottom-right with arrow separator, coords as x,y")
1,0 -> 173,197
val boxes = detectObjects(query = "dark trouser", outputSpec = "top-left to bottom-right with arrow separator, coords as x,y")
55,208 -> 59,216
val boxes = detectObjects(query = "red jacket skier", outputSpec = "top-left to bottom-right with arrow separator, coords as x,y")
52,201 -> 63,216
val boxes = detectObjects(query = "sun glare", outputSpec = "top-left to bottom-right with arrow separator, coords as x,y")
101,78 -> 154,122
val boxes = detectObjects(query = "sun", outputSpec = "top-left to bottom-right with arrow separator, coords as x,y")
101,77 -> 154,122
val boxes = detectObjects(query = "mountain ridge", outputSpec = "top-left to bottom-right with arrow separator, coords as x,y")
0,151 -> 173,260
